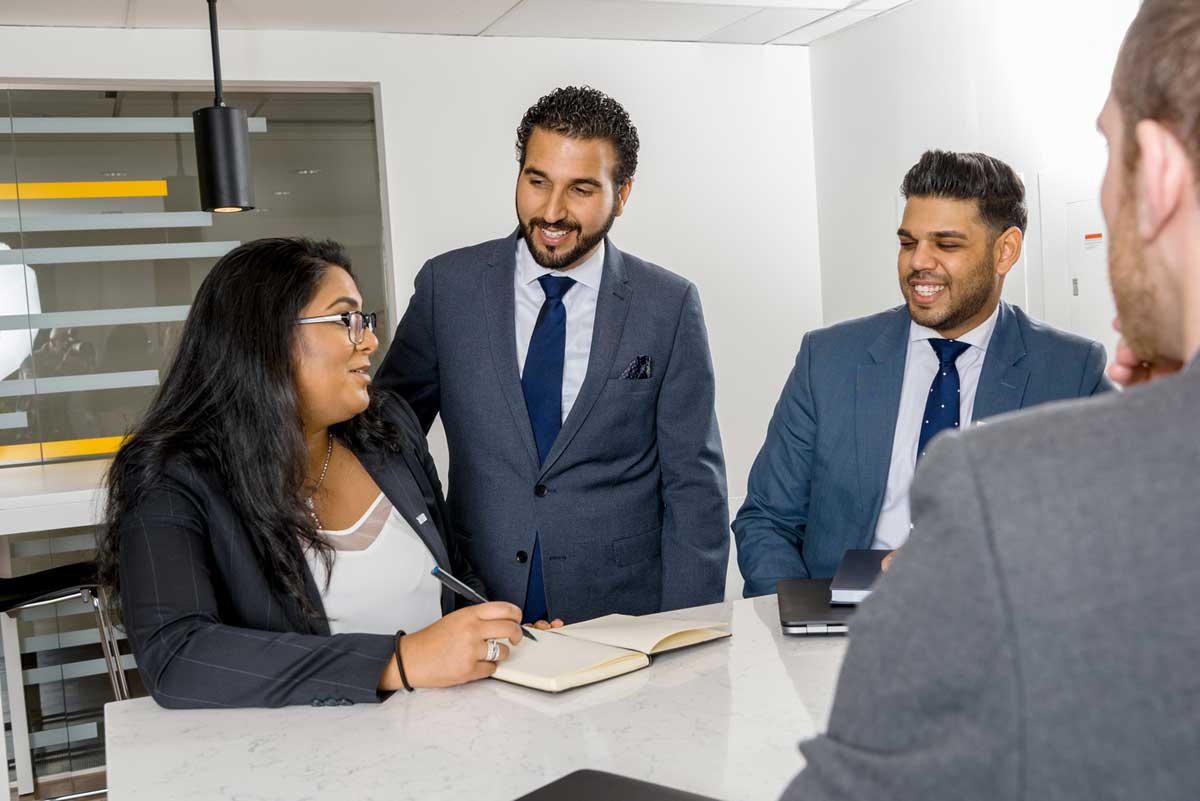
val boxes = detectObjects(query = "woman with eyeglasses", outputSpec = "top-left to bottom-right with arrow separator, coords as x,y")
98,237 -> 529,708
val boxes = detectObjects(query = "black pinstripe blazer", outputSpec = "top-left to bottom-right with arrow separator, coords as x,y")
118,394 -> 482,709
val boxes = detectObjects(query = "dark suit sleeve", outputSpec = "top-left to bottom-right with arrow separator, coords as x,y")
375,260 -> 440,432
119,478 -> 395,709
1082,341 -> 1116,395
781,432 -> 1020,801
731,335 -> 817,595
655,283 -> 730,611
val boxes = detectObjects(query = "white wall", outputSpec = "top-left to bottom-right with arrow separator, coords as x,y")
810,0 -> 1139,327
0,26 -> 821,498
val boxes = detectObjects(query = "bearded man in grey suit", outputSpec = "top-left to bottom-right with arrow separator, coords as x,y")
782,2 -> 1200,799
376,87 -> 728,625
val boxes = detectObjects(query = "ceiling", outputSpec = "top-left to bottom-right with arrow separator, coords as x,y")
0,0 -> 912,46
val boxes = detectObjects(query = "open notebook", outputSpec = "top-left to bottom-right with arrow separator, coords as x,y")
493,614 -> 730,693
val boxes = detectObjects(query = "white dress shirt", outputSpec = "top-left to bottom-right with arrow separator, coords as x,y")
870,304 -> 1001,551
514,238 -> 604,424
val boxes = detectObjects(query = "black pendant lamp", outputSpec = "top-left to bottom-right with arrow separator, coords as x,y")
193,0 -> 254,212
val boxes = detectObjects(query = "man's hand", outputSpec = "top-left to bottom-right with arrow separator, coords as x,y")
1107,318 -> 1182,386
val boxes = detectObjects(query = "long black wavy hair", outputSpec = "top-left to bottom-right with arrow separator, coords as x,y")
97,237 -> 397,630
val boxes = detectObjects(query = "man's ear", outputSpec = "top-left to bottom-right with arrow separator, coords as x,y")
1135,119 -> 1190,241
993,226 -> 1023,277
614,179 -> 634,217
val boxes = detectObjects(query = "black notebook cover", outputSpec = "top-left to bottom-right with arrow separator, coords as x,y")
515,770 -> 719,801
830,549 -> 888,604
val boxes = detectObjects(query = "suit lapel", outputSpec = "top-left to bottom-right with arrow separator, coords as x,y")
855,308 -> 910,537
483,231 -> 540,470
538,240 -> 631,478
355,446 -> 452,571
973,302 -> 1030,420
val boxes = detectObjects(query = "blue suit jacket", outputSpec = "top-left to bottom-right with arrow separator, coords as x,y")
733,302 -> 1114,595
376,231 -> 729,623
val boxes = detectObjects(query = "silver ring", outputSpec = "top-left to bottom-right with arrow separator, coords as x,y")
484,639 -> 501,662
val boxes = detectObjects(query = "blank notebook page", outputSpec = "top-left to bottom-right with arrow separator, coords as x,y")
493,630 -> 649,692
557,614 -> 730,654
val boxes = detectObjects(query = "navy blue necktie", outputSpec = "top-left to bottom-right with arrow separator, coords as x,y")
519,275 -> 576,624
918,338 -> 971,461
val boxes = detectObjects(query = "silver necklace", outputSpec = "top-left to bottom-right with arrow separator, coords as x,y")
306,432 -> 334,530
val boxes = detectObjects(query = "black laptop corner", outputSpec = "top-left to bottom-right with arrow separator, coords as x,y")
776,578 -> 856,635
515,770 -> 720,801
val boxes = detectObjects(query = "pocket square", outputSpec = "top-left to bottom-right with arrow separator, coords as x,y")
619,355 -> 652,380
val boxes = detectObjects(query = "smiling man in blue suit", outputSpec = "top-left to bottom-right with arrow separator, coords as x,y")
377,87 -> 729,623
734,150 -> 1114,595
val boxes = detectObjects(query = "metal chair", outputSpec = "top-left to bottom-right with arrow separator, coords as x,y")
0,560 -> 129,800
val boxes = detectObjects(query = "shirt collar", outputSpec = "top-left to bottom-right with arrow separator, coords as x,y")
516,236 -> 605,292
909,301 -> 1001,353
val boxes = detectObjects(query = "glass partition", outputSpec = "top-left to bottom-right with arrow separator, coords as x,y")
0,88 -> 388,467
0,87 -> 387,792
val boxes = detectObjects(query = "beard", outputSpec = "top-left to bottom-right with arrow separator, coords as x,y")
1108,185 -> 1161,362
520,201 -> 618,271
904,248 -> 997,333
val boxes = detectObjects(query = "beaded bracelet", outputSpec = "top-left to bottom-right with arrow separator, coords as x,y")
393,629 -> 414,692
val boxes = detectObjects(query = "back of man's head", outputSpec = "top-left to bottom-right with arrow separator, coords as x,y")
1113,0 -> 1200,175
900,150 -> 1027,237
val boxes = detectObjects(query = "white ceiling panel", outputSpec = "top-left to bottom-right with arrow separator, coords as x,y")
855,0 -> 911,10
644,0 -> 847,6
128,0 -> 518,36
484,0 -> 757,42
0,0 -> 919,46
0,0 -> 129,29
772,8 -> 876,44
702,8 -> 833,45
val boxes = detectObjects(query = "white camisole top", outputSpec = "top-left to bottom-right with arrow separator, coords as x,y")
305,493 -> 443,636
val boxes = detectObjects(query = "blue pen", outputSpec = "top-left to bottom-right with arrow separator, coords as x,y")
430,566 -> 537,641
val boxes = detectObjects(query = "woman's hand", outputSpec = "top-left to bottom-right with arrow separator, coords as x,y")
530,619 -> 565,631
385,602 -> 524,690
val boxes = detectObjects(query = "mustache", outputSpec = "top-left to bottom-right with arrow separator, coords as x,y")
528,218 -> 581,234
907,271 -> 949,285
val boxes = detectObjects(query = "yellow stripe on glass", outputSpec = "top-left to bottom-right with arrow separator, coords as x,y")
0,436 -> 127,464
0,180 -> 168,200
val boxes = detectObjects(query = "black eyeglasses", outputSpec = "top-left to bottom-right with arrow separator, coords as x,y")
295,310 -> 378,345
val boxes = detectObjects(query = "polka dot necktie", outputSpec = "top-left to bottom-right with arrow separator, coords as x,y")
918,338 -> 971,461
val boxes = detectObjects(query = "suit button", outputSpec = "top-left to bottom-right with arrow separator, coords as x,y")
534,484 -> 548,497
516,550 -> 528,564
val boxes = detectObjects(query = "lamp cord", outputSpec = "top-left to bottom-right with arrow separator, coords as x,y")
207,0 -> 224,107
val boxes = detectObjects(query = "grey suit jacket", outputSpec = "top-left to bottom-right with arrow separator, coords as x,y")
735,301 -> 1113,592
377,231 -> 729,623
782,359 -> 1200,800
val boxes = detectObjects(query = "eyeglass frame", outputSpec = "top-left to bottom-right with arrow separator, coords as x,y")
295,310 -> 378,345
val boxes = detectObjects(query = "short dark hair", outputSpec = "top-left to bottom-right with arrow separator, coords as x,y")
516,86 -> 640,187
1113,0 -> 1200,178
900,150 -> 1028,235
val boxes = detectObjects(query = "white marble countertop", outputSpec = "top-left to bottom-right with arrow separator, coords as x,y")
105,595 -> 846,801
